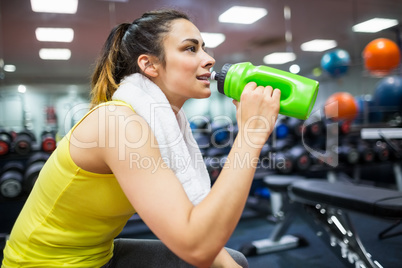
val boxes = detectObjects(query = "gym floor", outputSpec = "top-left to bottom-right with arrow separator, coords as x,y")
228,207 -> 402,267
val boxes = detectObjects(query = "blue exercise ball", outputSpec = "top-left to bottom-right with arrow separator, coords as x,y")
373,76 -> 402,113
354,95 -> 383,124
321,49 -> 351,77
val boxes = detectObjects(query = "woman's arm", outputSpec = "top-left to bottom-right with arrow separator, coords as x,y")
211,248 -> 241,268
98,83 -> 280,267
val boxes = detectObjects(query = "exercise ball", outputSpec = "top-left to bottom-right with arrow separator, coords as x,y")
321,49 -> 351,77
324,92 -> 358,121
373,76 -> 402,112
354,95 -> 382,124
363,38 -> 401,76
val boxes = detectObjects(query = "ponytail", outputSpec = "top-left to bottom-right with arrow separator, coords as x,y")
90,23 -> 130,107
89,9 -> 190,107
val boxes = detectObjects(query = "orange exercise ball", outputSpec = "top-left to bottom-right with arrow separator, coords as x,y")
363,38 -> 401,76
324,92 -> 359,121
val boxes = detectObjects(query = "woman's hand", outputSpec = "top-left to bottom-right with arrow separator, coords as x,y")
233,82 -> 281,148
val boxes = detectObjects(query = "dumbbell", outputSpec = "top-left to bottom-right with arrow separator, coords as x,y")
340,121 -> 352,135
321,118 -> 347,136
275,122 -> 290,139
0,161 -> 24,199
0,130 -> 12,156
311,153 -> 327,167
378,133 -> 402,161
272,151 -> 294,174
305,120 -> 325,138
13,130 -> 36,155
210,121 -> 232,147
372,141 -> 390,162
271,145 -> 312,173
357,141 -> 375,163
287,145 -> 312,171
23,152 -> 50,192
41,131 -> 57,152
286,117 -> 305,138
337,144 -> 360,165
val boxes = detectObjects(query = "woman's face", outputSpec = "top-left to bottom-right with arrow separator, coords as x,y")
153,19 -> 216,109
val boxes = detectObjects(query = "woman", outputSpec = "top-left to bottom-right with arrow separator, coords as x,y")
2,9 -> 280,268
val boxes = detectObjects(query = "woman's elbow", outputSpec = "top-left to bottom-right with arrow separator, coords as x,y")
178,236 -> 220,267
184,248 -> 216,268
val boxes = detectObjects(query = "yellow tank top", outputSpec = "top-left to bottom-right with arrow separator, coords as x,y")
2,101 -> 136,268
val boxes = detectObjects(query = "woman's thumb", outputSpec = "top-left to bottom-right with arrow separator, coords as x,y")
232,99 -> 239,109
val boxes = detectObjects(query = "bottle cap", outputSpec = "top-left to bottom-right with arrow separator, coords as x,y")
215,63 -> 232,95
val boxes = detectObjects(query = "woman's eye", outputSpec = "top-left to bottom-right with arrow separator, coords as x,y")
186,46 -> 196,52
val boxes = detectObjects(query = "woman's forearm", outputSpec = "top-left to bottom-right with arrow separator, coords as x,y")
185,134 -> 262,264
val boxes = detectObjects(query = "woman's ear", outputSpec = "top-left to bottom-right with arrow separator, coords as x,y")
137,54 -> 159,78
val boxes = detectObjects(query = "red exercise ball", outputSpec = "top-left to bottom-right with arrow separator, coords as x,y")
363,38 -> 401,76
324,92 -> 359,121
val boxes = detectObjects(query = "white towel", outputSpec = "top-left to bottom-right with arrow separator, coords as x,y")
112,73 -> 211,205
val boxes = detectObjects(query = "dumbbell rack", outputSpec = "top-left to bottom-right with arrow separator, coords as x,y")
199,118 -> 402,205
0,129 -> 55,236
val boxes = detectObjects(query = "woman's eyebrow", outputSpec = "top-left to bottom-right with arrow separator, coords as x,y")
182,38 -> 205,47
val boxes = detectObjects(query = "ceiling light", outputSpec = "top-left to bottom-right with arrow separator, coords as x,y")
39,48 -> 71,60
201,32 -> 226,48
301,39 -> 337,52
4,65 -> 16,72
289,64 -> 300,74
36,28 -> 74,42
18,85 -> 26,93
263,52 -> 296,65
219,6 -> 267,24
30,0 -> 78,14
284,6 -> 291,20
352,18 -> 399,33
285,31 -> 292,42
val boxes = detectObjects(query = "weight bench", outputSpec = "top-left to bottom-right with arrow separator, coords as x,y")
240,176 -> 306,256
241,176 -> 402,268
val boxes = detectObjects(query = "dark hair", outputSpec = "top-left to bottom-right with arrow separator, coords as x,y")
90,9 -> 190,106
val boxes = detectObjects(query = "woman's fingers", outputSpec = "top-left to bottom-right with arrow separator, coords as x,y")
243,83 -> 276,97
234,82 -> 281,147
272,87 -> 281,100
243,82 -> 258,92
263,85 -> 273,96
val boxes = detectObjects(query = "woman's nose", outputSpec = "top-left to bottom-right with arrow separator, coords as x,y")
202,51 -> 215,69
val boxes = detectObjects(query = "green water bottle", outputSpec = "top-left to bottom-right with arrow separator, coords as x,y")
211,62 -> 319,120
